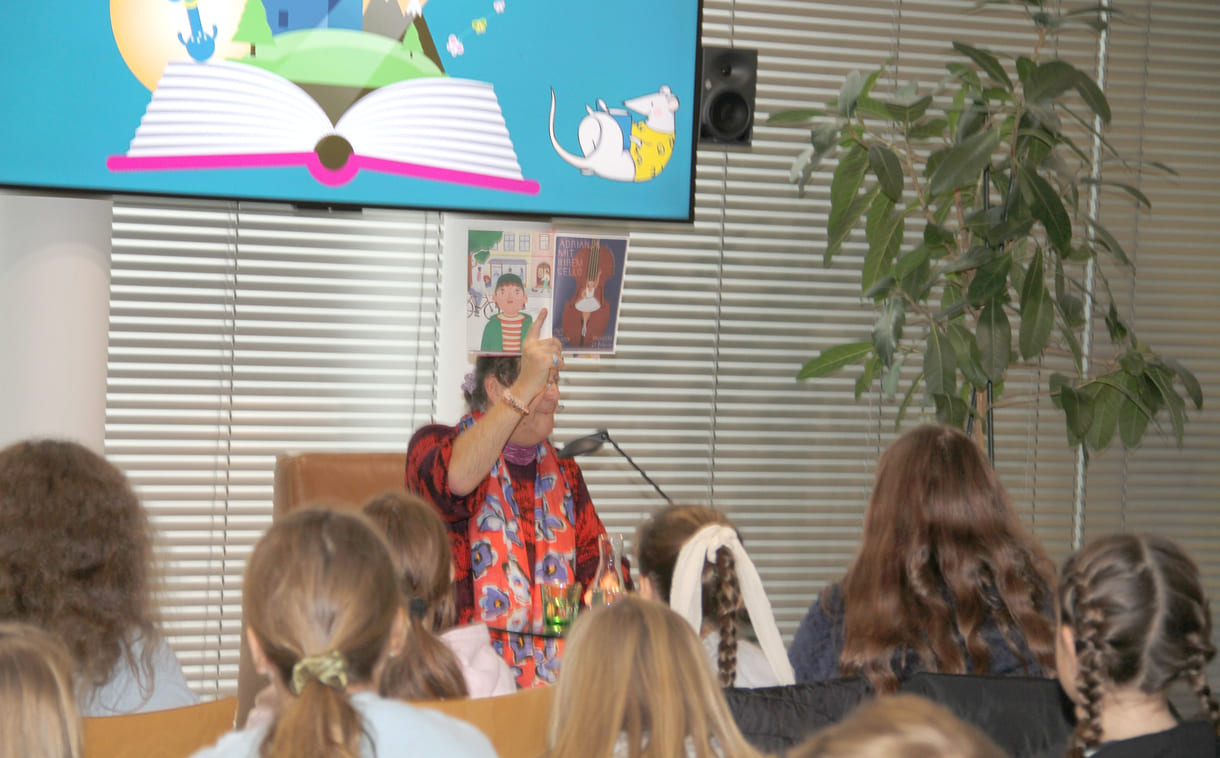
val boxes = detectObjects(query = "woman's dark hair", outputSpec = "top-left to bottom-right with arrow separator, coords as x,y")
1058,533 -> 1219,757
836,424 -> 1056,693
465,356 -> 522,410
362,491 -> 468,700
636,505 -> 743,687
0,439 -> 158,698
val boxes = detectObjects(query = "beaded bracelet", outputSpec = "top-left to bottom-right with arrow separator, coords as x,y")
502,389 -> 531,416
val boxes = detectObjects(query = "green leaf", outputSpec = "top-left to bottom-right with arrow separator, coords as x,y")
1083,216 -> 1134,269
1017,163 -> 1072,254
810,122 -> 842,152
1145,366 -> 1187,446
855,355 -> 881,400
863,195 -> 904,292
894,370 -> 924,430
872,298 -> 906,367
946,62 -> 982,91
1072,69 -> 1111,124
884,95 -> 933,124
976,299 -> 1011,382
948,321 -> 989,390
968,252 -> 1012,305
944,244 -> 997,274
908,118 -> 950,140
1025,59 -> 1079,103
864,274 -> 896,300
826,145 -> 875,263
1116,372 -> 1152,449
868,143 -> 905,202
929,127 -> 1001,197
1165,357 -> 1203,410
767,108 -> 826,125
1059,322 -> 1084,371
1105,302 -> 1129,344
854,97 -> 892,121
839,70 -> 864,117
798,342 -> 874,380
1018,248 -> 1054,359
893,245 -> 932,282
934,393 -> 971,427
925,327 -> 957,396
882,354 -> 906,398
1060,385 -> 1094,447
953,42 -> 1013,91
1080,178 -> 1152,210
1083,381 -> 1120,451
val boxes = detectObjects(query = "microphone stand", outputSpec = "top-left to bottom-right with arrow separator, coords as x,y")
556,429 -> 673,504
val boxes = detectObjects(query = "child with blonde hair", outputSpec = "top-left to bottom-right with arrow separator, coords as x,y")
546,596 -> 766,758
0,621 -> 82,758
190,508 -> 497,758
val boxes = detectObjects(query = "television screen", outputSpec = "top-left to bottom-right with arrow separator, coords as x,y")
0,0 -> 701,222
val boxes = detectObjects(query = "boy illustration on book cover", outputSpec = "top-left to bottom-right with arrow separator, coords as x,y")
107,0 -> 538,193
466,226 -> 554,355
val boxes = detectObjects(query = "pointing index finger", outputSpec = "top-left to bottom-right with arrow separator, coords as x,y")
526,307 -> 549,342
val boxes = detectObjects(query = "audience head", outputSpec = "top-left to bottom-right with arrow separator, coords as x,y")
547,596 -> 763,758
791,694 -> 1007,758
636,505 -> 745,687
1056,533 -> 1219,755
0,438 -> 156,696
840,423 -> 1056,692
0,622 -> 82,758
243,508 -> 402,758
362,491 -> 468,700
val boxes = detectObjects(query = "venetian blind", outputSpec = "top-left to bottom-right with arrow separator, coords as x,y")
106,197 -> 443,697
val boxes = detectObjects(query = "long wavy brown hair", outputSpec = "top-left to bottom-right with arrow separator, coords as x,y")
836,424 -> 1056,692
0,439 -> 158,698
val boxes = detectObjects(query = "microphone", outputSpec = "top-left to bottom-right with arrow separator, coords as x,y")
557,429 -> 673,504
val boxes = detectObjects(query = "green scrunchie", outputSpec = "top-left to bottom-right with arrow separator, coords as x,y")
289,650 -> 349,696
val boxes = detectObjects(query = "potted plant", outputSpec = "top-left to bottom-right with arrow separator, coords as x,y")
769,2 -> 1200,453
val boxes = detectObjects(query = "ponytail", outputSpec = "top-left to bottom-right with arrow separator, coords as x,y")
380,603 -> 468,701
712,546 -> 740,688
264,675 -> 364,758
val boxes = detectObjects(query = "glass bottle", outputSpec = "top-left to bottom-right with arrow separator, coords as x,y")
590,532 -> 625,606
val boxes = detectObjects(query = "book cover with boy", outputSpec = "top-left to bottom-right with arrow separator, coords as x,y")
466,225 -> 555,355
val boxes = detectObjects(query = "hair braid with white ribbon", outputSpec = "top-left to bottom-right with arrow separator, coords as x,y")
668,524 -> 795,686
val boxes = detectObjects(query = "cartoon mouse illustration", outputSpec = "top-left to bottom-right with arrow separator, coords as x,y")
548,86 -> 680,182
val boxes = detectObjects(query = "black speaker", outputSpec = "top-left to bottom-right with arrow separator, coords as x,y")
698,46 -> 758,148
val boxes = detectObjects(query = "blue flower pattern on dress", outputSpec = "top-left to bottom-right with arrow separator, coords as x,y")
509,633 -> 532,664
535,638 -> 562,683
479,586 -> 511,621
478,496 -> 523,548
537,552 -> 571,585
562,492 -> 575,530
534,506 -> 566,541
504,559 -> 531,607
472,541 -> 496,579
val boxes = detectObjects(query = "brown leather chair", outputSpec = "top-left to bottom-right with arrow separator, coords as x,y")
84,696 -> 238,758
235,451 -> 408,727
415,686 -> 555,758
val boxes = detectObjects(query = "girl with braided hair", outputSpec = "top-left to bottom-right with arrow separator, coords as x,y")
1053,533 -> 1219,758
635,505 -> 793,688
190,509 -> 496,758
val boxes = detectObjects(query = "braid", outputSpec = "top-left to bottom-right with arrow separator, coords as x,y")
1069,604 -> 1107,757
713,546 -> 740,688
1186,646 -> 1220,735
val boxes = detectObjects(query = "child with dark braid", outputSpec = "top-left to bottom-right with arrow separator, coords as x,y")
635,505 -> 794,688
1051,533 -> 1220,758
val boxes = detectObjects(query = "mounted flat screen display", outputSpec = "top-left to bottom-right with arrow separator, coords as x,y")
0,0 -> 701,221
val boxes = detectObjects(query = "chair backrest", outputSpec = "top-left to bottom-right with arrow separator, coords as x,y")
414,685 -> 555,758
84,696 -> 238,758
236,450 -> 409,726
723,677 -> 874,753
899,672 -> 1075,758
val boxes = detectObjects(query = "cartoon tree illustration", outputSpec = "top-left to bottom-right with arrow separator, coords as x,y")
232,0 -> 274,57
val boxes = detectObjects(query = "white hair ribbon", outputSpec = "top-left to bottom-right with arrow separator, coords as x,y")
669,524 -> 795,686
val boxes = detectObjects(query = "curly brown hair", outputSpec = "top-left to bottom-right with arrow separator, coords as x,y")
0,439 -> 156,695
837,424 -> 1056,693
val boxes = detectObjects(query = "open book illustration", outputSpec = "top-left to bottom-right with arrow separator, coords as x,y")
107,59 -> 539,193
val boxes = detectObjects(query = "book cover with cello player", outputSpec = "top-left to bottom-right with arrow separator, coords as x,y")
552,234 -> 629,354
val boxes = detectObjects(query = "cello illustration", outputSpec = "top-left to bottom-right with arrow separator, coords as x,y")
561,239 -> 614,347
